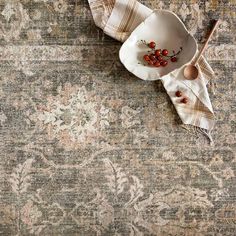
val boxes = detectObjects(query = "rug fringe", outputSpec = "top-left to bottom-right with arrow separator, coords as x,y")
181,124 -> 214,145
198,127 -> 214,146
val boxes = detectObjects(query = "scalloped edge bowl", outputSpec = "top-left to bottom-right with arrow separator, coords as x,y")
119,10 -> 198,81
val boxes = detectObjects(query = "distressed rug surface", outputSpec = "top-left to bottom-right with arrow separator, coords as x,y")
0,0 -> 235,235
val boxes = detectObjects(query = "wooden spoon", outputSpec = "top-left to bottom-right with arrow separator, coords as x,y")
183,19 -> 219,80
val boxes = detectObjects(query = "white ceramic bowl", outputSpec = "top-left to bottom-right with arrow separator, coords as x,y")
119,10 -> 197,81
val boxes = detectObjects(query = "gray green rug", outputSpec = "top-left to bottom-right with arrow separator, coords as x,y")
0,0 -> 235,235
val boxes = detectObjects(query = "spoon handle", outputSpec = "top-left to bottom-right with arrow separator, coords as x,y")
193,19 -> 220,65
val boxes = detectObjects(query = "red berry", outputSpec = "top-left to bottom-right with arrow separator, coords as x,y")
149,41 -> 156,49
157,56 -> 163,61
162,49 -> 168,56
171,57 -> 178,62
148,60 -> 154,66
154,61 -> 161,67
155,49 -> 161,57
149,54 -> 156,61
160,60 -> 168,67
181,97 -> 188,104
175,90 -> 182,97
143,55 -> 150,61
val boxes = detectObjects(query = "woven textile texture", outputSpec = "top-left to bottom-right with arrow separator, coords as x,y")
0,0 -> 235,235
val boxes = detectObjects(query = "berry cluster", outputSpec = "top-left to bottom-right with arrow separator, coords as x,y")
141,40 -> 182,67
175,90 -> 188,104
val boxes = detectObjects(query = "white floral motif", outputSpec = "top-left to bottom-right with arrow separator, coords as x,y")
210,154 -> 224,166
188,4 -> 204,34
132,130 -> 149,146
100,106 -> 110,129
39,86 -> 98,142
0,1 -> 30,42
14,60 -> 35,76
120,106 -> 141,128
21,200 -> 42,227
189,165 -> 200,178
27,29 -> 42,41
0,112 -> 7,125
162,151 -> 177,161
178,3 -> 190,21
210,188 -> 229,201
170,3 -> 190,21
1,2 -> 15,22
205,44 -> 236,61
9,159 -> 34,195
53,0 -> 68,14
222,167 -> 235,180
215,204 -> 236,224
149,0 -> 165,10
69,160 -> 215,235
104,159 -> 128,195
32,9 -> 42,20
169,3 -> 204,34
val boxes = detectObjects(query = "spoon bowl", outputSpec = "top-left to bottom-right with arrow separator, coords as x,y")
183,19 -> 219,80
183,65 -> 199,80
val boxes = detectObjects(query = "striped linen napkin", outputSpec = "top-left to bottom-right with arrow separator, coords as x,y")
88,0 -> 215,142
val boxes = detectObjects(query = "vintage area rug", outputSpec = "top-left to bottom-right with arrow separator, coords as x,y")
0,0 -> 235,235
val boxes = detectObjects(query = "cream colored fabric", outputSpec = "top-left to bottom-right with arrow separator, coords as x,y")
88,0 -> 215,131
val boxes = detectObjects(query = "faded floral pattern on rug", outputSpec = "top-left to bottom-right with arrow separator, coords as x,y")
0,0 -> 235,235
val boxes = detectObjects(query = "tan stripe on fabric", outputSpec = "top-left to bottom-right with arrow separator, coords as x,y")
117,0 -> 135,36
200,65 -> 214,80
122,0 -> 137,32
104,0 -> 116,14
179,104 -> 214,119
119,0 -> 134,30
177,98 -> 214,115
176,102 -> 214,120
199,57 -> 214,79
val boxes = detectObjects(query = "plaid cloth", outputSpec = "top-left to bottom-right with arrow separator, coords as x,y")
88,0 -> 215,132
